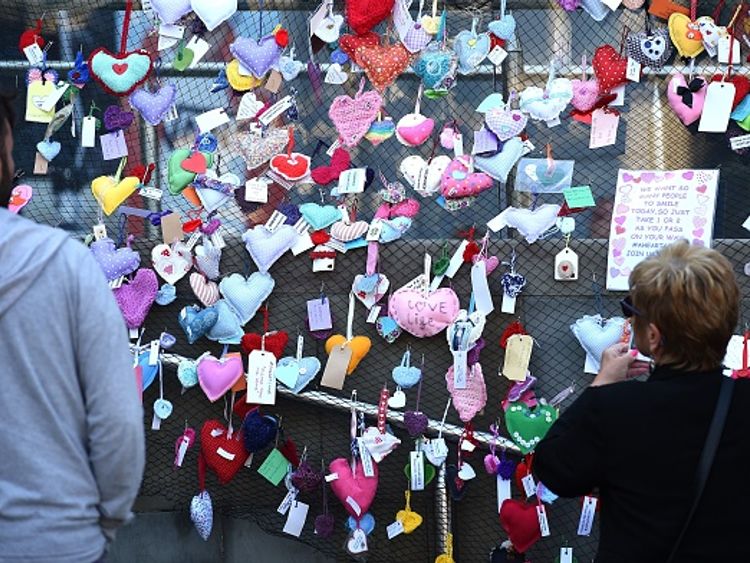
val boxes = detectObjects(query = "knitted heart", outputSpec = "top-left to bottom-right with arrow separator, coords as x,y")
152,243 -> 192,285
311,148 -> 351,185
505,402 -> 558,455
626,28 -> 672,70
241,330 -> 289,359
711,74 -> 750,109
177,359 -> 199,388
103,106 -> 135,132
413,45 -> 456,89
325,335 -> 372,375
226,59 -> 264,91
206,300 -> 244,344
329,87 -> 383,147
194,243 -> 221,280
129,83 -> 177,126
168,149 -> 214,195
345,0 -> 394,35
396,114 -> 435,146
499,499 -> 541,553
571,314 -> 626,372
200,420 -> 249,484
219,272 -> 274,325
392,365 -> 421,389
519,78 -> 573,121
389,287 -> 460,338
339,32 -> 380,66
441,157 -> 494,199
190,273 -> 219,307
474,137 -> 525,184
8,184 -> 32,214
404,410 -> 429,437
486,107 -> 527,141
179,304 -> 219,344
331,221 -> 369,242
190,490 -> 213,541
239,128 -> 288,170
400,155 -> 452,196
454,29 -> 491,74
151,0 -> 192,24
352,273 -> 389,309
668,13 -> 704,58
91,175 -> 140,216
300,203 -> 342,231
88,48 -> 153,96
90,237 -> 140,281
113,268 -> 158,329
276,356 -> 321,392
242,225 -> 298,273
231,35 -> 282,78
489,14 -> 517,41
592,44 -> 628,93
445,363 -> 487,422
329,457 -> 379,518
36,140 -> 61,162
242,410 -> 278,453
198,353 -> 244,402
667,74 -> 707,126
357,43 -> 412,92
270,153 -> 311,181
571,77 -> 600,112
193,0 -> 237,31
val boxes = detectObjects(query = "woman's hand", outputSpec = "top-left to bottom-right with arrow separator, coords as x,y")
591,343 -> 651,387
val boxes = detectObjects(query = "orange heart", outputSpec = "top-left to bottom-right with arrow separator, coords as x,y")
325,334 -> 371,375
356,43 -> 413,92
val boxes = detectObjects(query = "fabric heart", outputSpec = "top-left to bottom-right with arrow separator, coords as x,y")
489,204 -> 561,244
8,184 -> 32,214
151,0 -> 192,24
668,13 -> 704,58
441,156 -> 494,199
365,117 -> 396,145
241,330 -> 289,360
626,28 -> 672,70
231,35 -> 282,78
226,59 -> 264,91
499,499 -> 542,553
413,44 -> 457,89
486,107 -> 528,141
331,221 -> 369,242
489,14 -> 517,41
400,155 -> 452,197
237,92 -> 264,121
667,74 -> 707,126
113,268 -> 158,329
136,351 -> 159,391
329,86 -> 383,148
300,203 -> 342,231
389,287 -> 460,338
276,356 -> 321,392
339,32 -> 380,66
206,300 -> 244,344
190,490 -> 213,541
711,74 -> 750,109
91,175 -> 139,216
36,140 -> 61,162
404,409 -> 429,437
454,28 -> 491,75
179,304 -> 219,345
239,128 -> 288,171
505,402 -> 558,455
242,225 -> 298,273
580,0 -> 608,21
445,363 -> 487,422
357,43 -> 412,92
376,316 -> 402,343
193,0 -> 237,31
88,48 -> 153,96
329,457 -> 379,518
390,198 -> 420,218
592,44 -> 628,93
129,83 -> 177,126
194,242 -> 221,281
311,148 -> 351,185
155,283 -> 176,306
571,77 -> 600,112
177,359 -> 199,388
219,272 -> 274,325
198,353 -> 244,402
325,335 -> 371,375
402,21 -> 432,54
360,427 -> 401,463
269,152 -> 311,182
352,273 -> 389,309
519,78 -> 574,121
168,149 -> 214,195
190,273 -> 219,307
345,0 -> 394,35
396,114 -> 435,147
571,314 -> 626,372
90,237 -> 140,281
151,243 -> 192,285
423,438 -> 449,466
200,419 -> 249,484
474,137 -> 525,184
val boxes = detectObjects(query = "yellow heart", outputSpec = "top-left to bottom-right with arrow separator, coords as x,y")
325,334 -> 371,375
396,509 -> 423,533
668,13 -> 704,58
435,556 -> 455,563
91,175 -> 140,215
420,15 -> 440,35
226,59 -> 263,92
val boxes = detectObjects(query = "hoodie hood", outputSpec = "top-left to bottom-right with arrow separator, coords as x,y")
0,208 -> 70,319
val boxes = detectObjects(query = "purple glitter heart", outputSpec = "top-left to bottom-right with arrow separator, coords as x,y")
129,83 -> 177,126
230,35 -> 282,78
103,105 -> 135,131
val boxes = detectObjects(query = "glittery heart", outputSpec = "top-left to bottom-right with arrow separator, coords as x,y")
151,0 -> 192,24
88,48 -> 153,96
454,29 -> 491,75
352,273 -> 389,309
626,28 -> 672,70
413,45 -> 455,89
299,203 -> 342,231
485,107 -> 528,141
179,304 -> 219,345
190,490 -> 213,541
198,353 -> 244,402
269,152 -> 311,181
36,140 -> 61,161
399,155 -> 452,196
311,148 -> 351,185
200,419 -> 249,485
339,32 -> 380,66
329,457 -> 379,518
474,137 -> 525,184
571,77 -> 601,112
445,363 -> 487,422
219,272 -> 275,325
570,314 -> 626,372
441,157 -> 494,199
345,0 -> 395,35
151,243 -> 192,285
129,83 -> 177,126
329,87 -> 383,147
193,0 -> 238,32
519,79 -> 574,121
356,43 -> 412,92
168,149 -> 214,195
592,44 -> 629,93
242,225 -> 298,273
113,268 -> 158,329
389,287 -> 460,338
325,335 -> 372,374
238,128 -> 288,171
177,359 -> 199,388
499,499 -> 542,553
488,15 -> 517,40
505,401 -> 558,455
230,35 -> 282,78
190,272 -> 220,307
90,237 -> 140,281
276,356 -> 321,393
103,105 -> 135,131
668,13 -> 704,58
667,74 -> 707,126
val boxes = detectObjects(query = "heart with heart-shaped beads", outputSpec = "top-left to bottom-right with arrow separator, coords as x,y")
504,401 -> 558,455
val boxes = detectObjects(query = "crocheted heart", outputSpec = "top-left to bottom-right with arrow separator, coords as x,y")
400,155 -> 451,196
520,78 -> 573,121
396,114 -> 435,147
668,13 -> 704,58
168,149 -> 214,195
571,77 -> 600,112
474,137 -> 524,184
505,402 -> 558,455
177,359 -> 199,388
571,314 -> 626,372
239,128 -> 288,171
454,29 -> 491,74
413,45 -> 456,89
241,330 -> 289,359
242,225 -> 298,273
219,272 -> 275,325
339,32 -> 380,66
329,457 -> 379,518
190,490 -> 213,541
88,48 -> 153,96
486,107 -> 527,141
201,419 -> 249,484
179,304 -> 219,345
8,184 -> 32,214
667,74 -> 707,126
404,410 -> 429,437
152,243 -> 192,285
276,356 -> 321,392
270,152 -> 311,181
113,268 -> 158,329
626,28 -> 672,70
206,300 -> 244,344
91,175 -> 140,216
491,204 -> 561,243
198,353 -> 244,402
231,35 -> 282,78
129,83 -> 177,126
352,273 -> 389,309
36,140 -> 61,161
445,363 -> 487,422
345,0 -> 394,35
711,74 -> 750,109
151,0 -> 192,24
103,106 -> 134,131
389,287 -> 460,338
360,426 -> 401,463
357,43 -> 412,92
90,237 -> 140,281
392,365 -> 421,389
226,59 -> 263,91
242,410 -> 278,453
441,157 -> 494,199
329,87 -> 383,147
489,14 -> 517,41
592,45 -> 628,93
190,273 -> 219,307
300,203 -> 342,231
311,148 -> 351,185
193,0 -> 237,31
325,335 -> 372,374
499,499 -> 541,553
331,221 -> 369,242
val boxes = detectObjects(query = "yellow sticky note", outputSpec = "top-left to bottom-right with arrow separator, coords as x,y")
26,81 -> 56,123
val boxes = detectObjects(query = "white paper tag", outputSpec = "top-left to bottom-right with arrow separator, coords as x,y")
325,473 -> 339,482
217,447 -> 236,461
246,350 -> 277,405
718,36 -> 741,65
349,528 -> 368,553
410,450 -> 425,491
610,84 -> 625,106
100,131 -> 128,160
187,36 -> 210,67
175,435 -> 190,467
358,438 -> 375,477
590,109 -> 620,149
346,495 -> 362,516
326,138 -> 342,157
148,339 -> 160,365
81,116 -> 97,148
366,305 -> 381,324
497,476 -> 511,512
560,547 -> 574,563
366,220 -> 384,241
39,82 -> 70,112
537,504 -> 551,537
731,134 -> 750,150
743,214 -> 750,232
283,501 -> 309,537
699,81 -> 735,133
151,411 -> 162,431
291,232 -> 314,255
387,520 -> 405,540
23,43 -> 44,65
577,495 -> 597,536
160,24 -> 186,39
522,474 -> 536,498
601,0 -> 622,8
452,350 -> 468,389
470,261 -> 494,315
488,45 -> 508,67
460,439 -> 476,453
626,58 -> 641,82
453,133 -> 464,157
93,223 -> 108,240
259,96 -> 293,127
337,168 -> 367,194
140,186 -> 163,201
244,178 -> 270,203
277,488 -> 298,515
501,293 -> 517,314
210,228 -> 226,250
195,108 -> 230,134
265,210 -> 287,232
432,437 -> 448,458
445,240 -> 469,278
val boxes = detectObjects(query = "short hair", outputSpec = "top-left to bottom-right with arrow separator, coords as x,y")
629,240 -> 739,371
0,91 -> 15,208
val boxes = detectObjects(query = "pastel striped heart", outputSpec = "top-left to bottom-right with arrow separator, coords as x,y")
440,157 -> 494,199
330,220 -> 369,242
230,35 -> 282,78
129,83 -> 177,126
198,353 -> 244,402
485,108 -> 527,141
88,48 -> 153,96
190,272 -> 220,307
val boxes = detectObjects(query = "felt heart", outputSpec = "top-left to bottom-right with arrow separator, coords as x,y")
242,225 -> 298,273
276,356 -> 321,392
571,77 -> 600,112
242,410 -> 279,453
311,148 -> 351,185
413,44 -> 457,89
314,12 -> 345,43
376,316 -> 402,343
151,0 -> 192,24
626,28 -> 672,70
182,152 -> 208,174
360,426 -> 401,462
357,43 -> 412,92
226,59 -> 264,91
331,221 -> 369,242
300,203 -> 342,231
389,287 -> 460,338
270,153 -> 311,182
592,44 -> 628,94
388,390 -> 406,409
329,457 -> 379,517
219,272 -> 274,325
396,508 -> 423,533
136,351 -> 159,391
241,330 -> 289,360
36,140 -> 61,162
474,137 -> 525,184
339,32 -> 380,66
129,83 -> 177,126
88,48 -> 153,96
194,242 -> 221,281
400,155 -> 452,196
667,74 -> 707,126
198,353 -> 243,402
345,0 -> 394,35
346,513 -> 376,535
190,490 -> 213,541
505,402 -> 558,455
519,78 -> 573,121
329,87 -> 383,148
90,175 -> 140,216
239,128 -> 288,171
571,314 -> 626,372
168,149 -> 214,195
445,363 -> 487,422
201,419 -> 249,484
113,268 -> 158,329
489,14 -> 517,41
486,107 -> 528,141
206,300 -> 244,344
396,114 -> 435,146
490,204 -> 561,244
193,0 -> 237,31
352,274 -> 389,309
151,243 -> 192,285
668,13 -> 704,58
454,29 -> 491,75
190,273 -> 219,307
325,335 -> 372,374
441,157 -> 494,199
179,304 -> 219,344
445,464 -> 468,500
499,499 -> 542,553
231,35 -> 282,78
711,74 -> 750,109
155,283 -> 176,306
90,237 -> 140,281
8,184 -> 32,214
177,359 -> 199,388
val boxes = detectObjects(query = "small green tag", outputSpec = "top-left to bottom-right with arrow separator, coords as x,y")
257,448 -> 290,486
173,47 -> 194,72
562,185 -> 596,209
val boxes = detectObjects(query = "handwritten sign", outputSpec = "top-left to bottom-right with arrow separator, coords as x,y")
606,169 -> 718,291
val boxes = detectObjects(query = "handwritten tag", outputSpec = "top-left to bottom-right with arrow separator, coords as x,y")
277,487 -> 298,515
590,109 -> 620,149
626,58 -> 641,82
358,438 -> 375,477
307,298 -> 332,331
488,45 -> 508,66
259,96 -> 293,127
81,116 -> 97,148
718,36 -> 741,65
366,220 -> 383,241
387,520 -> 405,540
244,178 -> 270,203
521,474 -> 536,498
452,350 -> 468,389
560,548 -> 574,563
731,133 -> 750,150
699,82 -> 735,133
195,108 -> 230,134
23,43 -> 44,65
258,448 -> 290,486
502,334 -> 533,381
348,528 -> 368,553
283,501 -> 309,537
26,81 -> 56,123
320,344 -> 351,390
337,168 -> 367,194
346,496 -> 362,517
410,451 -> 425,491
578,495 -> 598,536
246,350 -> 277,405
563,185 -> 595,208
33,152 -> 49,174
537,504 -> 551,537
101,131 -> 128,160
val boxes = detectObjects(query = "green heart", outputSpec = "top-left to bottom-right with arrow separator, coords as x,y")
504,402 -> 558,455
404,461 -> 436,485
173,47 -> 195,72
168,149 -> 214,195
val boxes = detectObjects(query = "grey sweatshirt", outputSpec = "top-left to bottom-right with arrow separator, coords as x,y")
0,208 -> 145,563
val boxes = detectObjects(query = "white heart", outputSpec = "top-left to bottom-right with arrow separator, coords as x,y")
324,63 -> 348,85
237,92 -> 264,121
352,274 -> 390,310
457,462 -> 476,481
360,426 -> 402,463
192,0 -> 237,31
423,438 -> 448,466
346,529 -> 368,554
489,204 -> 561,244
314,13 -> 344,43
399,155 -> 452,197
387,389 -> 406,409
151,243 -> 192,285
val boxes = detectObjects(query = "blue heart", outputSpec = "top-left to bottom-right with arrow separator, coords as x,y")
488,15 -> 517,41
474,137 -> 525,183
413,49 -> 454,89
206,299 -> 244,345
276,356 -> 322,394
177,359 -> 199,388
356,274 -> 380,293
347,513 -> 375,535
219,272 -> 275,325
453,30 -> 491,75
345,238 -> 368,251
155,283 -> 177,305
732,95 -> 750,121
299,203 -> 342,231
179,305 -> 219,345
379,217 -> 412,243
242,411 -> 278,453
330,48 -> 349,65
392,365 -> 422,389
570,314 -> 627,372
138,351 -> 159,391
476,92 -> 505,113
376,316 -> 402,343
37,140 -> 61,162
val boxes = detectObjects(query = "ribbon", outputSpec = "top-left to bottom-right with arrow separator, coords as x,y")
676,77 -> 705,108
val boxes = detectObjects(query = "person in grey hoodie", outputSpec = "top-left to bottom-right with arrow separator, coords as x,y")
0,94 -> 145,561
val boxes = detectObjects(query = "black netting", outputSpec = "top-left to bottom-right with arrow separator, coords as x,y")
4,1 -> 750,562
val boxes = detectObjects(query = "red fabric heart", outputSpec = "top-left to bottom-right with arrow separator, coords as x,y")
181,152 -> 208,174
592,44 -> 628,94
18,20 -> 45,51
274,28 -> 290,48
345,0 -> 395,35
339,32 -> 380,66
514,458 -> 530,492
711,74 -> 750,109
241,330 -> 289,359
499,499 -> 542,553
500,320 -> 528,348
357,43 -> 413,92
489,34 -> 507,51
311,148 -> 351,185
200,419 -> 249,485
270,153 -> 311,181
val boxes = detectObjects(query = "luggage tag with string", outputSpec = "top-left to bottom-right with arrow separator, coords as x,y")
502,333 -> 534,381
246,334 -> 277,405
320,293 -> 356,390
699,51 -> 736,133
447,297 -> 477,390
423,399 -> 451,466
500,249 -> 526,314
470,232 -> 495,315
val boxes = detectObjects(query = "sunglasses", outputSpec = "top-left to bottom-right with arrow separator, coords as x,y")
620,295 -> 643,318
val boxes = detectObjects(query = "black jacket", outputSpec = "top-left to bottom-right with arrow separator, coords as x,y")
535,366 -> 750,562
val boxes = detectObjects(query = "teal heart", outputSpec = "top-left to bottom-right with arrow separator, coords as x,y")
534,162 -> 570,188
179,304 -> 219,345
206,299 -> 244,345
413,48 -> 454,89
392,365 -> 421,389
219,272 -> 275,325
474,137 -> 525,184
37,140 -> 61,161
177,359 -> 199,388
138,351 -> 159,391
89,49 -> 152,95
276,356 -> 321,393
168,149 -> 214,195
299,203 -> 341,231
347,513 -> 375,535
476,92 -> 505,113
454,30 -> 491,75
505,401 -> 559,455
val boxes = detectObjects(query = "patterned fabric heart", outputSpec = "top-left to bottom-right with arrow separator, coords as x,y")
194,241 -> 221,281
90,237 -> 140,281
504,401 -> 558,454
339,32 -> 380,66
592,44 -> 628,93
242,225 -> 298,273
474,137 -> 525,184
519,78 -> 574,121
440,156 -> 494,199
198,353 -> 244,402
190,272 -> 220,307
454,26 -> 491,75
329,85 -> 383,147
485,107 -> 528,141
179,304 -> 219,344
206,300 -> 244,345
352,273 -> 390,309
570,314 -> 626,372
357,43 -> 413,92
190,490 -> 213,541
300,203 -> 342,231
88,48 -> 153,96
626,28 -> 672,70
490,204 -> 562,244
113,268 -> 158,329
400,155 -> 452,196
151,0 -> 192,24
376,315 -> 402,343
571,77 -> 601,112
151,242 -> 192,285
230,35 -> 282,78
238,128 -> 288,171
445,363 -> 487,422
345,0 -> 395,35
219,272 -> 275,325
129,83 -> 177,126
200,419 -> 249,485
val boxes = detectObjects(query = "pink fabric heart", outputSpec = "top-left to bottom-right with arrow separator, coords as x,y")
396,114 -> 435,146
389,287 -> 460,338
329,458 -> 379,519
197,354 -> 244,402
571,78 -> 600,112
441,157 -> 494,199
113,268 -> 158,329
667,74 -> 707,126
473,255 -> 499,274
389,198 -> 420,218
329,86 -> 383,147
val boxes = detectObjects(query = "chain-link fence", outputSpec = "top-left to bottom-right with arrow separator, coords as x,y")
4,1 -> 750,561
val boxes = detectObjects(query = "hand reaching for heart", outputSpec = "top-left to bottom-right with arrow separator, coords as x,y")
591,344 -> 650,386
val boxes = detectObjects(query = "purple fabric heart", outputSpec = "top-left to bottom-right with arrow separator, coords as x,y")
129,83 -> 177,126
242,225 -> 298,273
230,35 -> 282,78
90,237 -> 141,281
151,0 -> 192,24
113,268 -> 158,329
103,105 -> 135,131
